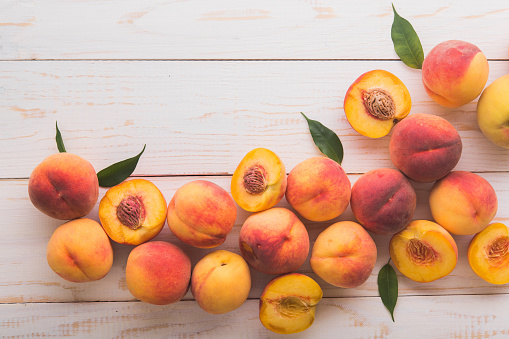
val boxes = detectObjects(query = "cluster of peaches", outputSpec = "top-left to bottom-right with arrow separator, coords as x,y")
27,39 -> 509,335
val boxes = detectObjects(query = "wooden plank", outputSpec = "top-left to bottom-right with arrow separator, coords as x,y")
1,1 -> 508,60
2,294 -> 509,338
1,173 -> 508,303
2,60 -> 509,179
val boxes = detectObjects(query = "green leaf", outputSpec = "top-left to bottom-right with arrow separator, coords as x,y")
378,259 -> 398,322
55,121 -> 67,153
391,4 -> 424,69
97,144 -> 146,187
301,113 -> 344,165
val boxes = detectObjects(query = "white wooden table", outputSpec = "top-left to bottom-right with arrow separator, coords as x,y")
2,1 -> 509,337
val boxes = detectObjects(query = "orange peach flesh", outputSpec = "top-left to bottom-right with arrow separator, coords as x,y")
259,273 -> 323,334
468,223 -> 509,285
344,69 -> 411,138
390,220 -> 458,283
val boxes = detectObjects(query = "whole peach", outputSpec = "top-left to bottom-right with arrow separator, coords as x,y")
239,208 -> 309,275
422,40 -> 489,108
46,218 -> 113,283
126,241 -> 191,305
286,157 -> 351,222
351,168 -> 416,235
390,113 -> 462,183
167,180 -> 237,248
310,221 -> 377,288
29,153 -> 99,220
191,250 -> 251,314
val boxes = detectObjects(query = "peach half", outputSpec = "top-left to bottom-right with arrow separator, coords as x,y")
259,273 -> 323,334
344,69 -> 412,138
390,220 -> 458,283
422,40 -> 489,108
351,168 -> 416,235
389,113 -> 462,183
29,153 -> 99,220
477,74 -> 509,149
231,148 -> 287,212
286,156 -> 351,222
468,223 -> 509,285
167,180 -> 237,248
191,250 -> 251,314
239,207 -> 309,275
126,241 -> 191,305
310,221 -> 377,288
46,218 -> 113,283
429,171 -> 498,235
99,179 -> 167,245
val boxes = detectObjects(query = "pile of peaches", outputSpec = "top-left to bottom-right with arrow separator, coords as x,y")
28,40 -> 509,335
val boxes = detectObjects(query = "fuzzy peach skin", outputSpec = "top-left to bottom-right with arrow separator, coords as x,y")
468,223 -> 509,285
29,153 -> 99,220
429,171 -> 498,236
259,273 -> 323,334
99,179 -> 167,245
477,74 -> 509,149
422,40 -> 489,108
231,148 -> 287,212
390,220 -> 458,283
390,113 -> 462,183
126,241 -> 191,305
344,69 -> 412,138
310,221 -> 377,288
239,208 -> 309,275
167,180 -> 237,248
47,218 -> 113,283
286,157 -> 351,222
351,168 -> 416,235
191,250 -> 251,314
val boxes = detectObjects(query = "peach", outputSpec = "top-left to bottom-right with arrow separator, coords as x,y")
389,113 -> 462,183
344,69 -> 412,138
239,208 -> 309,275
351,168 -> 416,235
28,153 -> 99,220
125,241 -> 191,305
422,40 -> 489,108
285,156 -> 351,222
46,218 -> 113,283
310,221 -> 377,288
468,223 -> 509,285
477,74 -> 509,149
390,220 -> 458,283
99,179 -> 167,245
167,180 -> 237,248
429,171 -> 498,235
259,273 -> 322,334
191,250 -> 251,314
231,148 -> 287,212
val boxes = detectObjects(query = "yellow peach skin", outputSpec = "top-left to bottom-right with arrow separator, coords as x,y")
422,40 -> 489,108
259,273 -> 323,334
167,180 -> 237,248
286,157 -> 351,222
468,223 -> 509,285
46,218 -> 113,283
191,250 -> 251,314
99,179 -> 167,245
390,220 -> 458,283
477,74 -> 509,149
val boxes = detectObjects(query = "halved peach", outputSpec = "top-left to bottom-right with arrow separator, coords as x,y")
259,273 -> 323,334
468,223 -> 509,285
231,148 -> 287,212
389,220 -> 458,283
99,179 -> 167,245
344,69 -> 412,138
